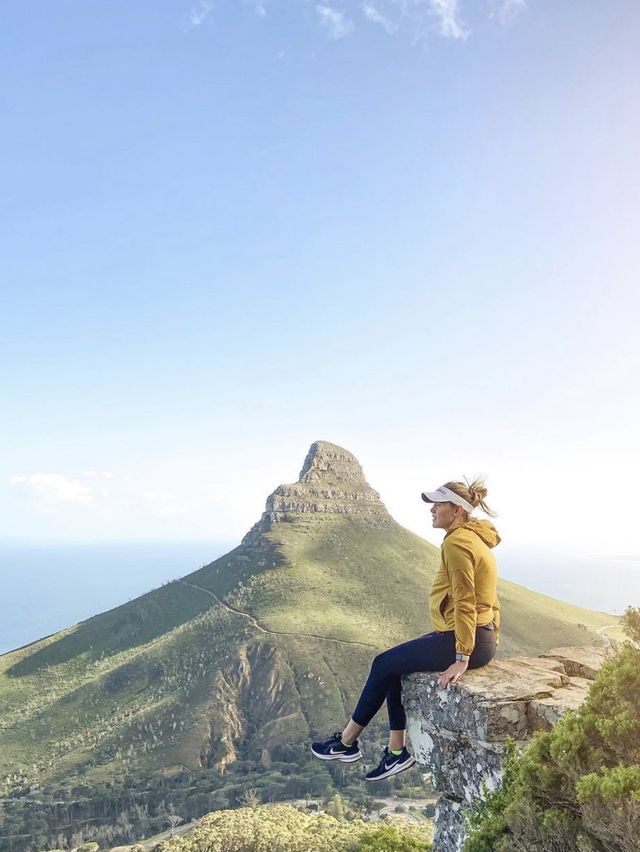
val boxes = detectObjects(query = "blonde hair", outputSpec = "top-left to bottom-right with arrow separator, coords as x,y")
444,476 -> 497,518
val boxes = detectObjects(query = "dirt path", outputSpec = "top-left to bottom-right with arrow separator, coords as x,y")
179,581 -> 377,650
122,820 -> 194,850
596,624 -> 617,649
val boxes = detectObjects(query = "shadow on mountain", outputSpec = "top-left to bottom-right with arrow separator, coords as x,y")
5,540 -> 285,678
5,578 -> 211,678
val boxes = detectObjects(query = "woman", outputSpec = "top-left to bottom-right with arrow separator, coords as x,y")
310,477 -> 500,781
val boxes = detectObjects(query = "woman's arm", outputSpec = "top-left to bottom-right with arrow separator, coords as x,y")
446,540 -> 478,657
438,540 -> 476,689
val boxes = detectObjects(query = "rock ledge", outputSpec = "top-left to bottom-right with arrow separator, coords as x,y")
404,645 -> 611,852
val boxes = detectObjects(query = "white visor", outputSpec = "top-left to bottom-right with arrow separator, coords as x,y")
421,485 -> 475,515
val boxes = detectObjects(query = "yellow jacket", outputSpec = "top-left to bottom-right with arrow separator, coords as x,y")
428,519 -> 501,656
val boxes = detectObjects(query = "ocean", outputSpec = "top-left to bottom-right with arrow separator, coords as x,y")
498,546 -> 639,616
0,540 -> 231,655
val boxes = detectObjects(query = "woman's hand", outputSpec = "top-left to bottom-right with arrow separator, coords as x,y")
439,659 -> 468,689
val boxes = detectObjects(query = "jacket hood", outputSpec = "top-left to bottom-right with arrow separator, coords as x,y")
447,519 -> 501,548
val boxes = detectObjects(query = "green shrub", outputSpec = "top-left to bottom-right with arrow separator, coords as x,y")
145,803 -> 432,852
148,804 -> 361,851
355,823 -> 432,851
464,606 -> 640,852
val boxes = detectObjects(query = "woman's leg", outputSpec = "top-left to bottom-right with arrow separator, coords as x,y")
468,626 -> 497,668
341,720 -> 404,748
388,729 -> 406,750
340,628 -> 496,747
382,627 -> 496,750
340,718 -> 364,746
350,631 -> 456,736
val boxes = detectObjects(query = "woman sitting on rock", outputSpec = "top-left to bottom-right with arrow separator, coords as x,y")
310,477 -> 501,781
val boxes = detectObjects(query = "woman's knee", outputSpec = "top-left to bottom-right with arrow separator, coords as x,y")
469,642 -> 496,669
370,649 -> 395,677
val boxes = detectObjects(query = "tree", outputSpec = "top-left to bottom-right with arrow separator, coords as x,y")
325,793 -> 346,820
622,604 -> 640,645
464,607 -> 640,851
237,789 -> 261,809
355,824 -> 432,851
164,815 -> 184,837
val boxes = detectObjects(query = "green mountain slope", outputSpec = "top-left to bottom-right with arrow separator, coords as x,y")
0,441 -> 617,796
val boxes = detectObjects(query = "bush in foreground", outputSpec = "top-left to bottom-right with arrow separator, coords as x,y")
464,607 -> 640,852
355,823 -> 432,851
139,803 -> 432,852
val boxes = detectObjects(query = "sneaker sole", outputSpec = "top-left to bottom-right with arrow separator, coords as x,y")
310,746 -> 363,763
365,755 -> 416,781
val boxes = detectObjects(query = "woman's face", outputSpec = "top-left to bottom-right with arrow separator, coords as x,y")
430,501 -> 460,530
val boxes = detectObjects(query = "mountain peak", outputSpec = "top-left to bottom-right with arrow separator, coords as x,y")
298,441 -> 366,484
242,441 -> 390,546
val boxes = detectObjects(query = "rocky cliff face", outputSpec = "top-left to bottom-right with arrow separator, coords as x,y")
242,441 -> 391,545
199,640 -> 307,773
403,646 -> 612,852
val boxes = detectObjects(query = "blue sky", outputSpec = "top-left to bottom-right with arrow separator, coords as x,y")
2,0 -> 639,556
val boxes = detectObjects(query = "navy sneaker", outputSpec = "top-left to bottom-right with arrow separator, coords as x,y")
365,746 -> 416,781
310,731 -> 363,763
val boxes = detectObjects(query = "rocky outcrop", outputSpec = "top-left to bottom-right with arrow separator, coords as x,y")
298,441 -> 368,483
403,646 -> 612,852
242,441 -> 391,545
200,640 -> 306,773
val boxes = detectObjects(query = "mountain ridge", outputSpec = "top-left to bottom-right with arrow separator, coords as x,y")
0,441 -> 619,801
242,440 -> 391,545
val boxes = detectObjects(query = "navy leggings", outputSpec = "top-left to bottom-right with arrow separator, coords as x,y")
351,626 -> 496,730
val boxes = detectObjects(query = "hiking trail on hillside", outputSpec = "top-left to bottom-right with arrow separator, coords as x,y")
179,580 -> 378,649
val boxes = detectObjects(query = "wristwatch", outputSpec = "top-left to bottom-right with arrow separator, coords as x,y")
455,653 -> 470,663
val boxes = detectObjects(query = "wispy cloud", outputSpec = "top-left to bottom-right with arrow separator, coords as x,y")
490,0 -> 526,26
362,2 -> 397,34
426,0 -> 469,40
10,473 -> 96,506
316,4 -> 355,40
182,1 -> 521,44
188,0 -> 214,29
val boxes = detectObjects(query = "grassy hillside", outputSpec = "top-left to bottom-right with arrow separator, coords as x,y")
0,442 -> 620,848
0,517 -> 616,791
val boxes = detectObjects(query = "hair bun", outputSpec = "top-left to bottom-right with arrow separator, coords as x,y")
444,477 -> 496,517
466,477 -> 488,506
